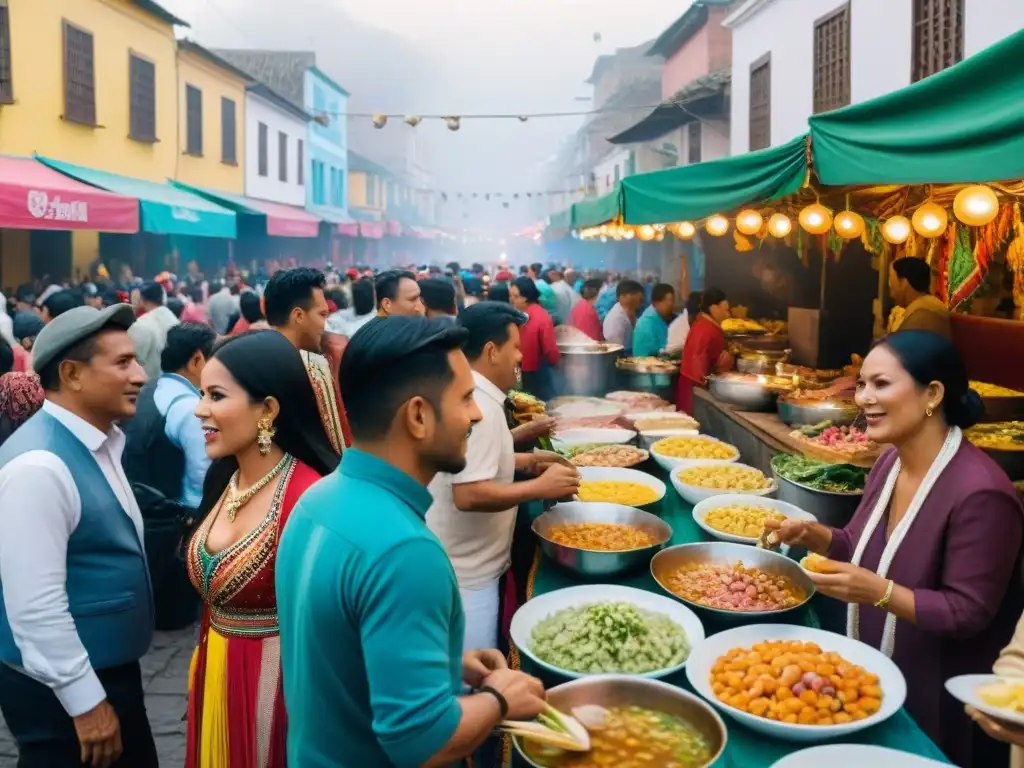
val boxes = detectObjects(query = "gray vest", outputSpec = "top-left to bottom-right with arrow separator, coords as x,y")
0,409 -> 154,670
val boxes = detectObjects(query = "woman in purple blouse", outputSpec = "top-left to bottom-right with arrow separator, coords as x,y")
767,331 -> 1024,767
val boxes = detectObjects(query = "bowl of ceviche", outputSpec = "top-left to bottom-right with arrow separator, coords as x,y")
650,435 -> 740,472
512,675 -> 727,768
691,494 -> 816,546
532,501 -> 673,577
671,462 -> 777,505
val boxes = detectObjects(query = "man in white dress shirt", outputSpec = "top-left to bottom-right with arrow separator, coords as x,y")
0,304 -> 155,768
426,301 -> 580,653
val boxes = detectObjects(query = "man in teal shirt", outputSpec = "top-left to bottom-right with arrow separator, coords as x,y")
632,283 -> 676,357
276,316 -> 546,768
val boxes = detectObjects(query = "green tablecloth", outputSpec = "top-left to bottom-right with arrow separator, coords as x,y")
519,463 -> 951,767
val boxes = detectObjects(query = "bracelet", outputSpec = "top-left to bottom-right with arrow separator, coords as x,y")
478,685 -> 508,719
874,579 -> 895,610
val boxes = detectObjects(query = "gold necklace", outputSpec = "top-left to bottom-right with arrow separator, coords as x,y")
225,455 -> 290,522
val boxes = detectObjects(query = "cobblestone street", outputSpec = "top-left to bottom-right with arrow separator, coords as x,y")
0,627 -> 195,767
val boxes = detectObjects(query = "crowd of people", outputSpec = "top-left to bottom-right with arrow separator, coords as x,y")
0,254 -> 1021,768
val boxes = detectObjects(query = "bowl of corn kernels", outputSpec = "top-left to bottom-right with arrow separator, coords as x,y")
691,494 -> 816,545
650,435 -> 740,472
672,463 -> 778,505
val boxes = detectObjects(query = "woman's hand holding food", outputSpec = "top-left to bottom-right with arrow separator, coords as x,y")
482,668 -> 547,720
805,560 -> 890,605
762,517 -> 833,554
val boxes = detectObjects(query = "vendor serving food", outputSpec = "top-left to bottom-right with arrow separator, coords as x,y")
763,330 -> 1024,767
677,288 -> 735,415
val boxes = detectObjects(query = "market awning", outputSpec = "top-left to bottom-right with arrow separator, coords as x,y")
572,187 -> 621,229
359,221 -> 384,239
38,156 -> 236,238
543,208 -> 572,242
171,182 -> 321,237
810,28 -> 1024,185
608,70 -> 730,145
0,156 -> 139,233
620,134 -> 808,225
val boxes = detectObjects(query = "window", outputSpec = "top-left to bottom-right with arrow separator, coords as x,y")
63,22 -> 96,125
749,55 -> 771,151
185,84 -> 202,155
297,139 -> 304,185
912,0 -> 964,82
366,175 -> 376,207
330,167 -> 344,207
278,132 -> 288,182
128,54 -> 156,142
312,160 -> 325,205
257,123 -> 268,177
813,4 -> 851,114
0,3 -> 14,104
221,97 -> 236,164
687,121 -> 702,164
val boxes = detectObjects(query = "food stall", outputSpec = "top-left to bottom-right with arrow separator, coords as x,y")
504,390 -> 950,768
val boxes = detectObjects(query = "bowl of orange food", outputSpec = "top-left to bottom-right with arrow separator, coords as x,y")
686,624 -> 906,742
533,501 -> 673,577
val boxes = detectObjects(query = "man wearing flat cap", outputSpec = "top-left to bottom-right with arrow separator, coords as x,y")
0,304 -> 156,767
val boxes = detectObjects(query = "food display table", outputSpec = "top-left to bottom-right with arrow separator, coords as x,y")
515,461 -> 951,767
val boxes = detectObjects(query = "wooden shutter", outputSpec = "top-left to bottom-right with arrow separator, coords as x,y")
63,22 -> 96,126
813,4 -> 851,114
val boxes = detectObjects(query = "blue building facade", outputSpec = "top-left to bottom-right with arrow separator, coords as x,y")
303,66 -> 349,222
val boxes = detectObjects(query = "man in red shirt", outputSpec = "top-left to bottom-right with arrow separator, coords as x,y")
568,279 -> 604,341
510,277 -> 560,400
677,288 -> 734,415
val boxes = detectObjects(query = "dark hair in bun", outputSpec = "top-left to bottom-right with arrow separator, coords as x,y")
880,330 -> 984,428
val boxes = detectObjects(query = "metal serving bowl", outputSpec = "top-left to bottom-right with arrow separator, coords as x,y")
708,375 -> 781,412
776,396 -> 860,427
651,541 -> 815,620
770,457 -> 863,530
513,675 -> 728,768
532,501 -> 673,577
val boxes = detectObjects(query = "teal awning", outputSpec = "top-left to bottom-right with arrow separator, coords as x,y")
572,187 -> 621,229
38,157 -> 236,238
810,29 -> 1024,185
620,134 -> 808,224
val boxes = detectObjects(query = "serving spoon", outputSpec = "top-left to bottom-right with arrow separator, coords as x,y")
500,705 -> 609,752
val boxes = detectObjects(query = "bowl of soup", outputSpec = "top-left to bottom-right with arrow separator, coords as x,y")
513,675 -> 727,768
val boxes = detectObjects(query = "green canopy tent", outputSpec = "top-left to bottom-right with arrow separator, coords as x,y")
619,134 -> 808,225
39,157 -> 237,238
810,28 -> 1024,185
571,186 -> 621,229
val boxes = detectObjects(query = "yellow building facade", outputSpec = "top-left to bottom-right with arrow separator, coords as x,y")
175,41 -> 247,195
347,170 -> 385,216
0,0 -> 183,283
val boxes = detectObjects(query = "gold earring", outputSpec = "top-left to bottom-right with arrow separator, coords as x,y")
925,406 -> 934,417
257,418 -> 276,456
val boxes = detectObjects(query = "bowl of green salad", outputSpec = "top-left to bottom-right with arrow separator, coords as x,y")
770,454 -> 867,529
510,584 -> 704,680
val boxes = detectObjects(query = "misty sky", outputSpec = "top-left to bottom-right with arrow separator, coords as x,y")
161,0 -> 685,229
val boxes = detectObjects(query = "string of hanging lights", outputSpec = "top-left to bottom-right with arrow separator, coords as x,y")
573,184 -> 1005,244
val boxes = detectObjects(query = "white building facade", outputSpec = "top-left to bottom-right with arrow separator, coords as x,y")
243,83 -> 310,206
725,0 -> 1024,155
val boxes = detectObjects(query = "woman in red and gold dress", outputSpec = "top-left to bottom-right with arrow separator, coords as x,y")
185,331 -> 339,768
676,288 -> 734,415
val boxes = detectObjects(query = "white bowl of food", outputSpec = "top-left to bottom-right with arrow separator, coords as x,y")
686,624 -> 906,742
552,427 -> 636,450
945,674 -> 1024,728
650,435 -> 740,472
577,466 -> 666,507
692,494 -> 816,545
625,411 -> 698,428
511,584 -> 704,679
671,462 -> 778,505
